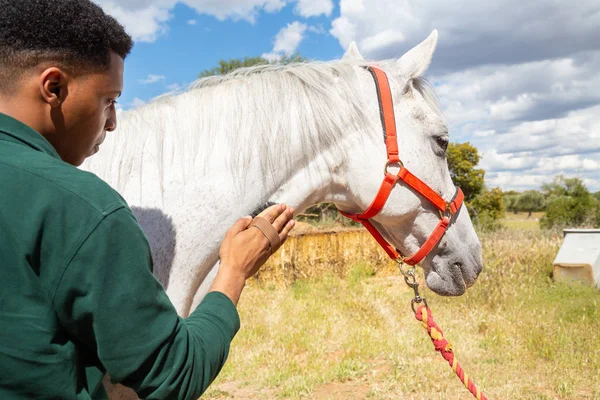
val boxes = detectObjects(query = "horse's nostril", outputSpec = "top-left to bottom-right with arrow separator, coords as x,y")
454,261 -> 479,288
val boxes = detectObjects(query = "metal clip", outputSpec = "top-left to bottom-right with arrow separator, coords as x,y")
397,259 -> 428,314
411,297 -> 428,314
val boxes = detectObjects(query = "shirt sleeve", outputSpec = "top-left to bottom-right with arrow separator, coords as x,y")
52,206 -> 240,399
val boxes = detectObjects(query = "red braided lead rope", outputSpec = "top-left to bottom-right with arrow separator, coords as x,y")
414,305 -> 488,400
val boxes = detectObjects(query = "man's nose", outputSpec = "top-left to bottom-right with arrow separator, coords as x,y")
105,117 -> 117,132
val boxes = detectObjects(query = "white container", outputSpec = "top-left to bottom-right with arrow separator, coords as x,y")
552,229 -> 600,287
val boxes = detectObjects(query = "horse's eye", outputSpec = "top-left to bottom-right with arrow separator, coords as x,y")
435,135 -> 449,151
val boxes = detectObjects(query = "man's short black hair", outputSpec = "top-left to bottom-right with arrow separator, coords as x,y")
0,0 -> 133,92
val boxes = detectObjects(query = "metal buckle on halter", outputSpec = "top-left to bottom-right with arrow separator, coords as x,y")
438,201 -> 455,220
384,160 -> 404,176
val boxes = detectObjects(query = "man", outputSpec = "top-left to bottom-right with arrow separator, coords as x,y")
0,1 -> 295,399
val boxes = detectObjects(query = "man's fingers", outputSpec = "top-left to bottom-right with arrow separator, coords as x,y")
251,203 -> 295,254
272,206 -> 293,231
278,219 -> 296,245
257,203 -> 286,224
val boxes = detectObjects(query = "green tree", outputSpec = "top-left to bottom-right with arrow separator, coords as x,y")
542,175 -> 589,199
516,190 -> 545,217
445,142 -> 505,230
541,196 -> 591,229
446,142 -> 485,203
198,54 -> 307,78
503,192 -> 521,214
469,187 -> 505,231
540,176 -> 597,229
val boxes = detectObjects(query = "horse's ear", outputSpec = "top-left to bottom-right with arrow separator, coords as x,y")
342,41 -> 364,61
396,29 -> 438,78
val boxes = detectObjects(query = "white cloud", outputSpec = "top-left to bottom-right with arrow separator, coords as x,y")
476,104 -> 600,191
489,93 -> 538,121
273,21 -> 307,55
330,0 -> 600,70
261,52 -> 282,62
431,51 -> 600,131
182,0 -> 286,22
295,0 -> 333,17
308,24 -> 326,35
166,82 -> 183,91
187,19 -> 197,25
93,0 -> 288,42
426,50 -> 600,191
484,172 -> 549,191
330,15 -> 356,50
474,130 -> 495,138
130,97 -> 147,108
359,29 -> 405,54
96,1 -> 172,43
495,105 -> 600,158
140,74 -> 166,84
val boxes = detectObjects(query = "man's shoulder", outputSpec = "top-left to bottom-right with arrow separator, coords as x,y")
0,150 -> 129,216
54,164 -> 129,215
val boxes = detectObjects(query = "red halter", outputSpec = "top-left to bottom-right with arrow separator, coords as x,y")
339,66 -> 464,266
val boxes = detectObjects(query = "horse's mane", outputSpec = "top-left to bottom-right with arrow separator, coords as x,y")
101,60 -> 442,190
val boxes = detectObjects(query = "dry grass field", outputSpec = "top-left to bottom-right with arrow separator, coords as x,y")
203,214 -> 600,399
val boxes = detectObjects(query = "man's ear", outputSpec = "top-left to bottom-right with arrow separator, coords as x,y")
40,68 -> 67,107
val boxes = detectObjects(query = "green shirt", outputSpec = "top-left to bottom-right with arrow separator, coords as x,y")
0,113 -> 240,399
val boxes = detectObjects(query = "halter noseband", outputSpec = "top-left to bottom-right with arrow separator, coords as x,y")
339,66 -> 464,266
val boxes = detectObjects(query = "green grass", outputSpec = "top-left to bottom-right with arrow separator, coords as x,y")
501,211 -> 543,231
203,225 -> 600,399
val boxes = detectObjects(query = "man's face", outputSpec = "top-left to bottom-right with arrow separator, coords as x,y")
53,51 -> 123,166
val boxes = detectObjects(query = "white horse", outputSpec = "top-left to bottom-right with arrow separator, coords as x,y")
82,30 -> 483,394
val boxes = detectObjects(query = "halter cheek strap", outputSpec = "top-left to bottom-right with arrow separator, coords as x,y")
339,66 -> 464,266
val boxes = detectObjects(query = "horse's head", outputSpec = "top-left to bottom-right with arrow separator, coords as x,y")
335,30 -> 483,296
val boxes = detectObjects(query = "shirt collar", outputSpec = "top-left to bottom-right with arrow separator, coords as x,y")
0,112 -> 61,160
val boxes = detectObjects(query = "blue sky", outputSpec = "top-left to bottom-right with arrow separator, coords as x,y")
96,0 -> 600,192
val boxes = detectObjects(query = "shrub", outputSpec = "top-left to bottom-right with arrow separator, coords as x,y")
469,187 -> 505,232
540,195 -> 597,230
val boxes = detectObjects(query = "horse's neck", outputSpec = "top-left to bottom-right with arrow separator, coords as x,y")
86,86 -> 351,223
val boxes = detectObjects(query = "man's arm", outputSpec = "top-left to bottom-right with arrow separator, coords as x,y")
52,207 -> 238,399
52,203 -> 294,399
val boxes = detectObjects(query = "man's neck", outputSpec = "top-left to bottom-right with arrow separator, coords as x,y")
0,97 -> 47,136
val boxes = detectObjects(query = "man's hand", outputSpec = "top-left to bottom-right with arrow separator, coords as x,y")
209,204 -> 295,305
